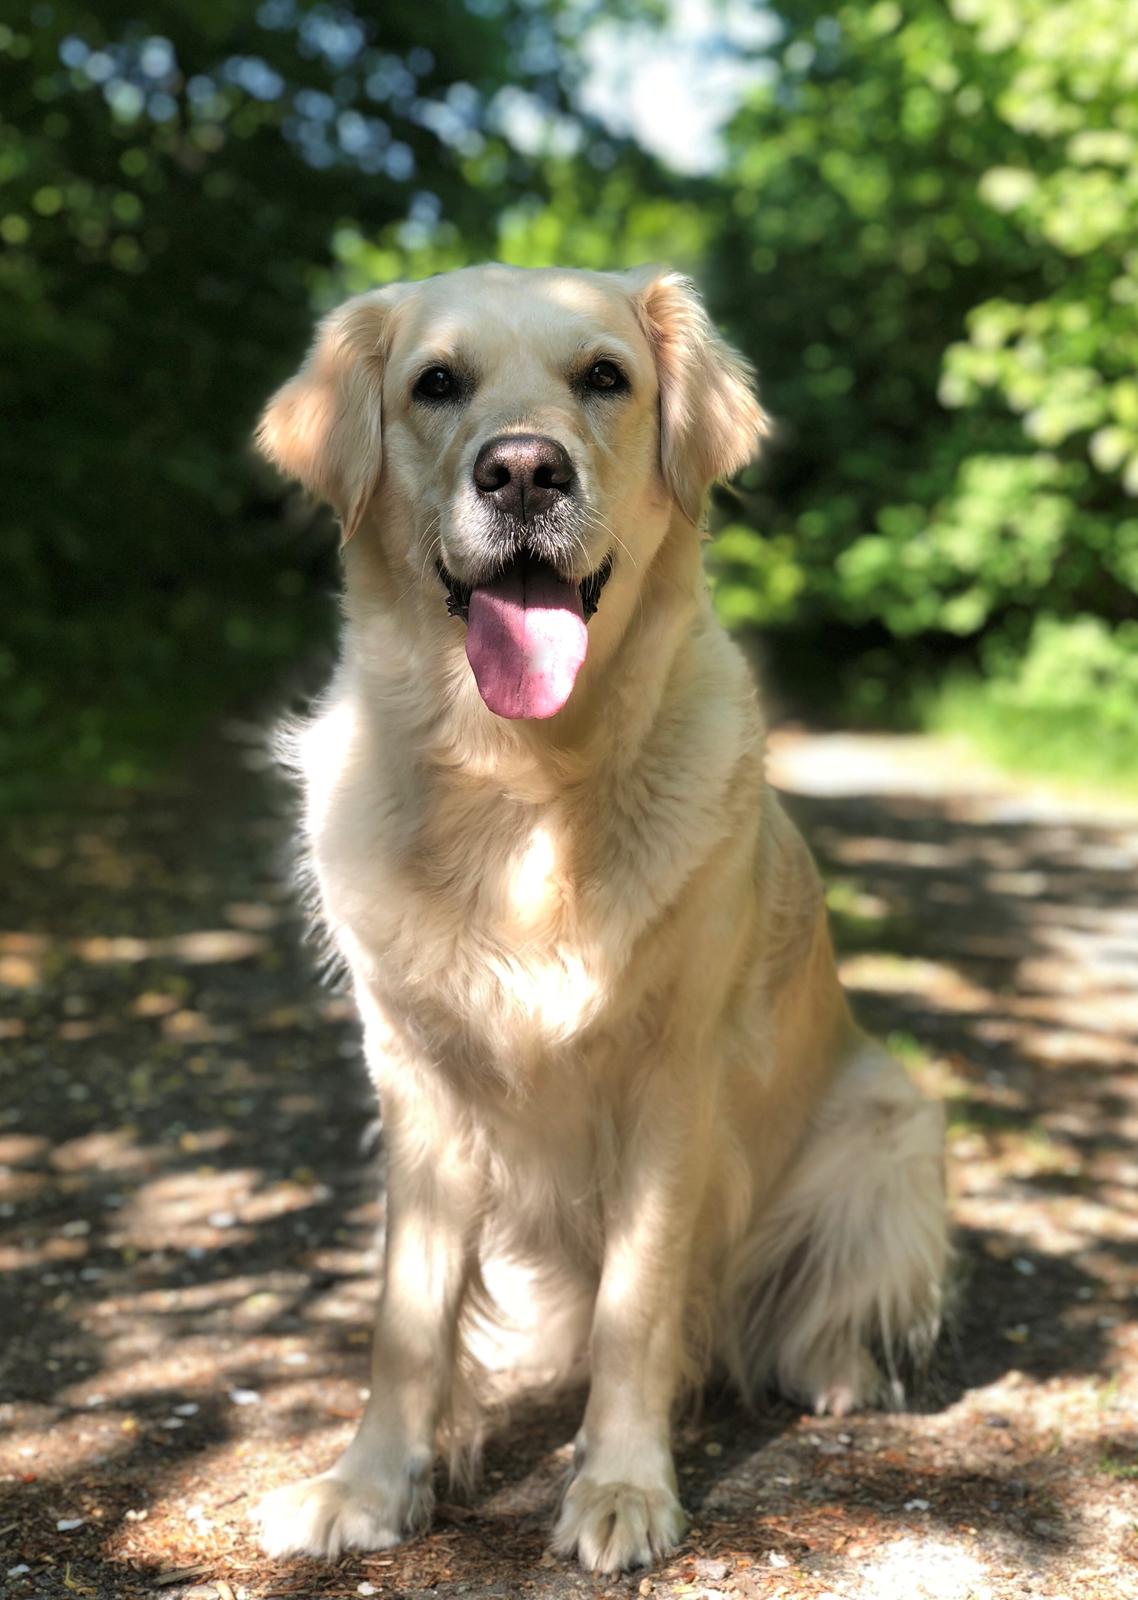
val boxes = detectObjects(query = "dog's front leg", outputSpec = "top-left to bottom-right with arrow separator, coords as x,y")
553,1072 -> 708,1573
257,1083 -> 480,1559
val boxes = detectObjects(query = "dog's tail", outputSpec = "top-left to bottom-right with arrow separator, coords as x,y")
717,1043 -> 948,1416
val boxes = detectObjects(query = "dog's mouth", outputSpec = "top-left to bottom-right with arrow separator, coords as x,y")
438,553 -> 612,624
437,551 -> 613,721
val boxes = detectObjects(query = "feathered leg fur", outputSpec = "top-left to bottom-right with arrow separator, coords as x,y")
718,1042 -> 947,1416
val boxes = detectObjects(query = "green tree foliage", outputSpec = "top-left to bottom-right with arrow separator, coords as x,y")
707,0 -> 1138,736
7,0 -> 1137,795
0,0 -> 633,790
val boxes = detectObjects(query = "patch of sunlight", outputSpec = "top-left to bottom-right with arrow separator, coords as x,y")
766,729 -> 998,799
50,1125 -> 153,1174
0,1237 -> 88,1272
0,1165 -> 51,1202
3,1416 -> 136,1478
506,823 -> 559,926
0,1132 -> 51,1165
114,1167 -> 264,1248
75,929 -> 268,964
826,878 -> 892,922
838,955 -> 992,1010
832,836 -> 970,869
853,1534 -> 990,1600
223,900 -> 282,931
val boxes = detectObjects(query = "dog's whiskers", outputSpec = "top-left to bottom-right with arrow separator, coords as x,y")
581,508 -> 638,574
387,517 -> 445,610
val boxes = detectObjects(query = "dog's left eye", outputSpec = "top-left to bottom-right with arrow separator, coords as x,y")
584,359 -> 628,394
414,366 -> 460,402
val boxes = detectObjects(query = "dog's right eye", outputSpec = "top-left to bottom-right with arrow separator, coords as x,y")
413,366 -> 460,403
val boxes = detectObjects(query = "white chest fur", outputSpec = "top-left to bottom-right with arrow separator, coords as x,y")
289,649 -> 757,1083
294,691 -> 616,1074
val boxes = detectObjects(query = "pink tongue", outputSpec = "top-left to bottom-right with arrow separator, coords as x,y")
465,565 -> 587,720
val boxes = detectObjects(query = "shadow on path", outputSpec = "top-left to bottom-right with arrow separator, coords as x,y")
1,731 -> 1134,1596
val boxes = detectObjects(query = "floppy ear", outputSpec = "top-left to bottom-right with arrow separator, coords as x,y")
256,289 -> 396,541
628,268 -> 768,525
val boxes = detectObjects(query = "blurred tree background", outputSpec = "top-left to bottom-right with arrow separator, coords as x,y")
4,0 -> 1136,804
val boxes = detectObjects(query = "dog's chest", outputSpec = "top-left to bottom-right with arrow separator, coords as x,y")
320,772 -> 613,1055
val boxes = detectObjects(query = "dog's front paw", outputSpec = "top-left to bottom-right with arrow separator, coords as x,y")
256,1466 -> 432,1559
552,1476 -> 686,1573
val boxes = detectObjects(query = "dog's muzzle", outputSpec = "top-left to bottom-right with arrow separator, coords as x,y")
434,432 -> 613,721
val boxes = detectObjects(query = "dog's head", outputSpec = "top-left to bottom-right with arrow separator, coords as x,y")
258,265 -> 766,722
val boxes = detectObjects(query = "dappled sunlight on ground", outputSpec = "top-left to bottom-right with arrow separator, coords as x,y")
1,730 -> 1136,1597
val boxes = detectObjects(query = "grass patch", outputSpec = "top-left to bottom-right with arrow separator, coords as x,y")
923,668 -> 1138,797
1098,1450 -> 1138,1480
824,877 -> 913,955
885,1030 -> 932,1070
944,1096 -> 1030,1136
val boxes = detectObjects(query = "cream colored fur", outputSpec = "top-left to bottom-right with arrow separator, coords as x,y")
252,264 -> 947,1575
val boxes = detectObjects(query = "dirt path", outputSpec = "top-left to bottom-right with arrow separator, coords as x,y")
2,728 -> 1136,1600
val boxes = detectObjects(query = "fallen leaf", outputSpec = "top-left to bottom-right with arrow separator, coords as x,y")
152,1565 -> 213,1588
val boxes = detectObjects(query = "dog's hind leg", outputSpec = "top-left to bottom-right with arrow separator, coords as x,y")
719,1042 -> 947,1416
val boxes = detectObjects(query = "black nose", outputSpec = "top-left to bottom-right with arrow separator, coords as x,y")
472,433 -> 574,522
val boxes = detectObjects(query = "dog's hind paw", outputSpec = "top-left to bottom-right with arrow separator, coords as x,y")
256,1469 -> 430,1559
552,1477 -> 686,1573
797,1345 -> 884,1418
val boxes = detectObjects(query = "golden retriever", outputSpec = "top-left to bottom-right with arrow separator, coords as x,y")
252,264 -> 947,1574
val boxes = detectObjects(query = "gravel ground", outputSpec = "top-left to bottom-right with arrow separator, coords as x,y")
2,725 -> 1136,1600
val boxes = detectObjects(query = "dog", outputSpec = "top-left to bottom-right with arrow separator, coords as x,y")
252,264 -> 947,1574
